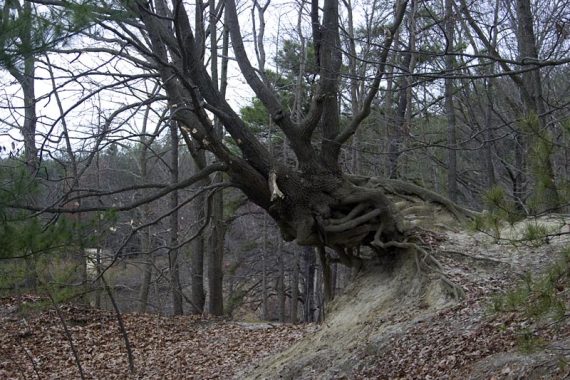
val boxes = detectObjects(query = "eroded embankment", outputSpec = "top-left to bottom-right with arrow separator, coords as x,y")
244,216 -> 570,379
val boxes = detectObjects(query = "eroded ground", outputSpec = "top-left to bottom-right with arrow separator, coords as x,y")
0,301 -> 311,379
2,216 -> 570,379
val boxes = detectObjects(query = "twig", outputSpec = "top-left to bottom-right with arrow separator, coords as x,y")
441,249 -> 508,264
45,291 -> 86,380
13,339 -> 39,379
100,275 -> 135,374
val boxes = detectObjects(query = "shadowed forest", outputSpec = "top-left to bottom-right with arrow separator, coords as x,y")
0,0 -> 569,378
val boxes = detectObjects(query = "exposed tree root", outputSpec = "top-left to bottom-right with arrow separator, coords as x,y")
347,175 -> 479,223
270,173 -> 471,302
370,237 -> 465,299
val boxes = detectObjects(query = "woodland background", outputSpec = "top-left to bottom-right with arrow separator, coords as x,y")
0,0 -> 569,376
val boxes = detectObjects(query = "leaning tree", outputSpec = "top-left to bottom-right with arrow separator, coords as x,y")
24,0 -> 477,302
107,0 -> 473,294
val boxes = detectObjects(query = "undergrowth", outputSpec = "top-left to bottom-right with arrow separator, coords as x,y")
490,247 -> 570,352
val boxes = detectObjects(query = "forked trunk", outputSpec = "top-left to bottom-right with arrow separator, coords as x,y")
243,165 -> 406,267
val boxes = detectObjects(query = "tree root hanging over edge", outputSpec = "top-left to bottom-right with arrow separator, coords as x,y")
347,175 -> 479,223
269,173 -> 473,301
371,238 -> 466,300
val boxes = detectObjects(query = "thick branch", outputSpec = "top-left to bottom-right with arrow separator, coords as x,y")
225,0 -> 319,166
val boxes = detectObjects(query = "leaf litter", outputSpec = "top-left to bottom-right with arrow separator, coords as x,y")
0,298 -> 311,379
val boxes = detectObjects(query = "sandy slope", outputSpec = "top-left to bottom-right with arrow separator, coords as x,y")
245,216 -> 570,379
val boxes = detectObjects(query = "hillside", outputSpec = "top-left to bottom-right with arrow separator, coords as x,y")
1,217 -> 570,379
245,217 -> 570,379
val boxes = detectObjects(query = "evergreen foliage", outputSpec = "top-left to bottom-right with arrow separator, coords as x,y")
472,185 -> 522,241
491,248 -> 570,352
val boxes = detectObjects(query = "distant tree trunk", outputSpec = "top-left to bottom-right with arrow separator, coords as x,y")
10,1 -> 39,290
483,79 -> 496,189
331,262 -> 337,299
515,0 -> 559,211
389,56 -> 409,179
290,248 -> 300,323
137,226 -> 153,312
314,254 -> 324,322
169,122 -> 183,315
207,183 -> 225,315
483,0 -> 500,190
137,106 -> 155,313
344,0 -> 361,174
207,0 -> 225,316
277,240 -> 286,322
384,54 -> 396,177
513,131 -> 527,210
189,153 -> 207,314
46,53 -> 88,297
94,151 -> 103,309
388,6 -> 415,179
445,0 -> 458,202
137,201 -> 153,313
303,247 -> 316,323
318,246 -> 333,303
261,217 -> 269,320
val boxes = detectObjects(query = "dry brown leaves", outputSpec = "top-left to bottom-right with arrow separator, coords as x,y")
0,297 -> 309,379
354,294 -> 522,379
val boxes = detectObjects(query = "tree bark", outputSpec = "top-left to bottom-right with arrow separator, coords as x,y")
277,241 -> 286,322
206,0 -> 226,316
303,246 -> 316,322
169,121 -> 183,316
445,0 -> 458,202
189,153 -> 207,314
290,247 -> 300,323
515,0 -> 559,211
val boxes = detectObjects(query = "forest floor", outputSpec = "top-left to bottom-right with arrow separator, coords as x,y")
0,298 -> 312,379
2,215 -> 570,379
245,215 -> 570,379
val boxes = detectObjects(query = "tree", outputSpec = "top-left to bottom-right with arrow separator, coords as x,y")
15,0 -> 472,307
459,0 -> 565,212
444,0 -> 458,202
119,0 -> 410,268
1,0 -> 40,288
4,0 -> 568,321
